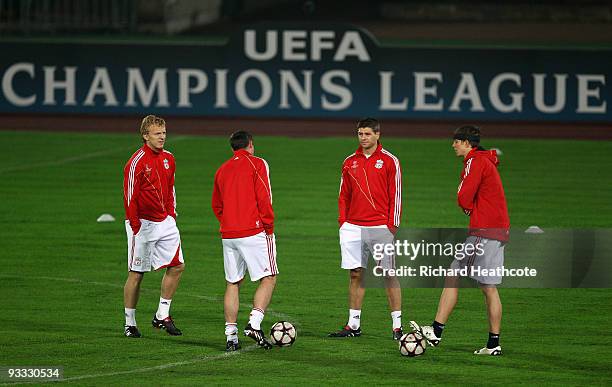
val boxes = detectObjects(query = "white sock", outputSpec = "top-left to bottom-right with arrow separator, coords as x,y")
248,308 -> 265,330
391,310 -> 402,330
156,297 -> 172,320
125,308 -> 136,326
225,322 -> 238,342
348,309 -> 361,329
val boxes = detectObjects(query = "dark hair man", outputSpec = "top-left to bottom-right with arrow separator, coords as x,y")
411,125 -> 510,356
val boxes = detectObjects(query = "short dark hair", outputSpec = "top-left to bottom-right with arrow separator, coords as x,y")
453,125 -> 482,148
356,117 -> 380,133
230,130 -> 252,150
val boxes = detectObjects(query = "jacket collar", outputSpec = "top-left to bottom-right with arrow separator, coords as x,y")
233,149 -> 251,157
355,142 -> 382,157
142,143 -> 161,156
464,148 -> 478,163
464,147 -> 500,167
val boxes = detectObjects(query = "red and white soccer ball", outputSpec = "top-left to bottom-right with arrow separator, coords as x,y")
399,331 -> 427,357
269,321 -> 297,347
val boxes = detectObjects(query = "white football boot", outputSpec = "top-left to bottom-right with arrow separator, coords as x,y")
409,321 -> 441,347
474,346 -> 502,356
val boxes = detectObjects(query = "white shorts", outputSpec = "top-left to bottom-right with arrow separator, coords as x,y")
450,235 -> 505,285
339,222 -> 395,270
223,232 -> 278,283
125,216 -> 184,272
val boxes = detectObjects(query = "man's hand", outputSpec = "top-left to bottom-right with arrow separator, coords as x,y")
130,222 -> 141,236
387,224 -> 398,235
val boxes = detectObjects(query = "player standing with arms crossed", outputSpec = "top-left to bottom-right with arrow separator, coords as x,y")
212,131 -> 279,351
329,118 -> 404,340
410,125 -> 509,355
123,115 -> 185,338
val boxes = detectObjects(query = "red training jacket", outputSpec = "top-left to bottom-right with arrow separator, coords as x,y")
123,144 -> 177,235
212,149 -> 274,239
339,143 -> 402,230
458,148 -> 510,242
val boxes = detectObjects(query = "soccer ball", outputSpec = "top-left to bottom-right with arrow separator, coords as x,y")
399,331 -> 427,357
269,321 -> 297,347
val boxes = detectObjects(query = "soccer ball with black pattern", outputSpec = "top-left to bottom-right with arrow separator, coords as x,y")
399,331 -> 427,357
269,321 -> 296,347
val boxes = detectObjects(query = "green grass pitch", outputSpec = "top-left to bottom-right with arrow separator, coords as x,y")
1,130 -> 611,385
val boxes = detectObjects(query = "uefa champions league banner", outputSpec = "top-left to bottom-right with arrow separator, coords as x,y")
0,23 -> 610,122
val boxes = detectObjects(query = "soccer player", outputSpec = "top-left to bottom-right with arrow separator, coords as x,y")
122,115 -> 185,338
410,125 -> 510,356
212,131 -> 278,351
328,118 -> 404,340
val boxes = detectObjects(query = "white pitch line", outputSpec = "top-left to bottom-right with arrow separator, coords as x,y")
7,275 -> 300,326
0,147 -> 133,174
57,345 -> 259,384
0,346 -> 258,385
0,274 -> 298,384
0,136 -> 190,174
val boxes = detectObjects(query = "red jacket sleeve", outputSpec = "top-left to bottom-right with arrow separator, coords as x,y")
457,157 -> 483,214
211,168 -> 223,223
166,157 -> 177,219
338,162 -> 352,226
386,156 -> 402,230
254,158 -> 274,234
124,162 -> 142,235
